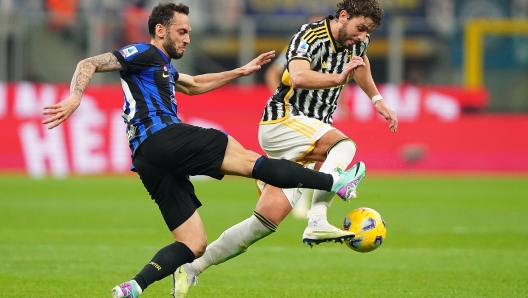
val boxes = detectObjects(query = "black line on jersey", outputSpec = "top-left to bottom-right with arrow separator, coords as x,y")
294,89 -> 306,118
324,18 -> 339,53
138,72 -> 164,120
301,89 -> 316,118
325,105 -> 337,124
320,53 -> 342,124
360,35 -> 371,56
125,77 -> 148,120
154,70 -> 175,117
319,89 -> 331,122
290,56 -> 311,63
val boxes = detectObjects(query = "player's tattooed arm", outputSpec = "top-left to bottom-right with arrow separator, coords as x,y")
70,53 -> 123,97
43,53 -> 123,129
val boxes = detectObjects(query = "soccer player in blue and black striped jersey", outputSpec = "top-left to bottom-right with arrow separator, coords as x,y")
42,3 -> 366,298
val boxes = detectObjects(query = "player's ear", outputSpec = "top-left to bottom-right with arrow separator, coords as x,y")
155,23 -> 166,39
339,10 -> 349,24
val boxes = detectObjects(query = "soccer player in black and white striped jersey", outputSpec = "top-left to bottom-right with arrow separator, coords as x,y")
174,1 -> 398,296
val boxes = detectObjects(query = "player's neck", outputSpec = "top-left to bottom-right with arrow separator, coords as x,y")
151,39 -> 169,58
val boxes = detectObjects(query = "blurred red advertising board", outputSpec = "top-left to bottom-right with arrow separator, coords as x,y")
1,82 -> 526,177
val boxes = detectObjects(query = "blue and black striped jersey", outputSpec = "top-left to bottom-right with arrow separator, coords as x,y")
112,42 -> 180,156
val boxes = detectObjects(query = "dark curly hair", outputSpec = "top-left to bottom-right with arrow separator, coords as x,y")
148,3 -> 189,37
334,0 -> 384,29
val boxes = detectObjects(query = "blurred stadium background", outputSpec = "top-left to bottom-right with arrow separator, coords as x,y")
1,0 -> 528,176
1,0 -> 528,297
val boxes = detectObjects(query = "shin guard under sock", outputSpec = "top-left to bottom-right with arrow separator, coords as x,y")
251,156 -> 333,191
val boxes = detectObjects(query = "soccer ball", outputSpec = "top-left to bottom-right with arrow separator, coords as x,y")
342,207 -> 386,253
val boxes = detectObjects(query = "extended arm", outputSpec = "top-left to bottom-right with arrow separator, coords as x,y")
353,55 -> 398,133
42,53 -> 123,129
176,50 -> 275,95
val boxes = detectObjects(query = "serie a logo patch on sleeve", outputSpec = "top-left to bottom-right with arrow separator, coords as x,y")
296,40 -> 309,55
120,46 -> 139,58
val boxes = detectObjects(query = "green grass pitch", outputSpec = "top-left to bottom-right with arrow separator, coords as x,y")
1,173 -> 527,297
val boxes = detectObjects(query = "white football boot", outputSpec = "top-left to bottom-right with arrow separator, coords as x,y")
302,216 -> 355,247
171,264 -> 198,298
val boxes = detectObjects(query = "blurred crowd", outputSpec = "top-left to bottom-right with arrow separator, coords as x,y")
0,0 -> 242,48
0,0 -> 527,111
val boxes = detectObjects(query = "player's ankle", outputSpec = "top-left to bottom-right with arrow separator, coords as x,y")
307,208 -> 327,220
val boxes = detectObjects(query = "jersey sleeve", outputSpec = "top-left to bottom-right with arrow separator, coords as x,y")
112,43 -> 152,73
170,63 -> 179,81
286,28 -> 315,64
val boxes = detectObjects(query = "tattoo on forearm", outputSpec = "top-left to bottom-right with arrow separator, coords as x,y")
91,53 -> 122,72
71,63 -> 94,97
70,53 -> 122,97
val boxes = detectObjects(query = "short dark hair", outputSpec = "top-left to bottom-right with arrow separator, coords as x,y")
334,0 -> 384,29
148,3 -> 189,37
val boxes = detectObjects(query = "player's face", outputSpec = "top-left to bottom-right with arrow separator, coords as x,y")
337,15 -> 375,50
163,13 -> 191,59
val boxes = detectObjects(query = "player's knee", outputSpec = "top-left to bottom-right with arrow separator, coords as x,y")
221,145 -> 260,177
181,237 -> 207,258
193,243 -> 207,258
255,186 -> 292,225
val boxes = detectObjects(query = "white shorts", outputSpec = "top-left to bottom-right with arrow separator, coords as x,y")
257,115 -> 335,207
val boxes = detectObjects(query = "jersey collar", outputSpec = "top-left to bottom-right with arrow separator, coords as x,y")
152,44 -> 172,64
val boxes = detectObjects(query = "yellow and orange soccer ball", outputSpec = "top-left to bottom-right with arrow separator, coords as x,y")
342,207 -> 387,253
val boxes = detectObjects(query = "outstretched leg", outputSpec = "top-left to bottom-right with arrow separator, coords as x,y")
172,185 -> 290,297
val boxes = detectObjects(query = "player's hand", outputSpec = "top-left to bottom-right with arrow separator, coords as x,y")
239,50 -> 276,76
42,96 -> 81,129
374,100 -> 398,133
338,56 -> 365,84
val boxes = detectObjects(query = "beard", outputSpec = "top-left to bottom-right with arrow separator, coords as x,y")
163,33 -> 184,60
337,24 -> 355,51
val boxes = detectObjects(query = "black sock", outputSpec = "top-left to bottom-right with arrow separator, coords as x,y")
251,156 -> 333,191
133,242 -> 195,291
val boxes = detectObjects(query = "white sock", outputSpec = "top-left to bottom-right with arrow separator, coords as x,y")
191,214 -> 274,274
308,140 -> 356,219
292,189 -> 311,219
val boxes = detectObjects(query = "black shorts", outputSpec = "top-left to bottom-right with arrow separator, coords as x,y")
132,123 -> 229,231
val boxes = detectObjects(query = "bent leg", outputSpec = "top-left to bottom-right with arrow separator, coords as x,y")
300,130 -> 359,245
131,152 -> 205,292
220,136 -> 261,177
171,211 -> 208,258
188,184 -> 292,276
305,130 -> 357,218
254,184 -> 293,224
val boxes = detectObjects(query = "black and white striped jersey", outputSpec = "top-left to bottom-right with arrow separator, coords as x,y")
260,15 -> 370,125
